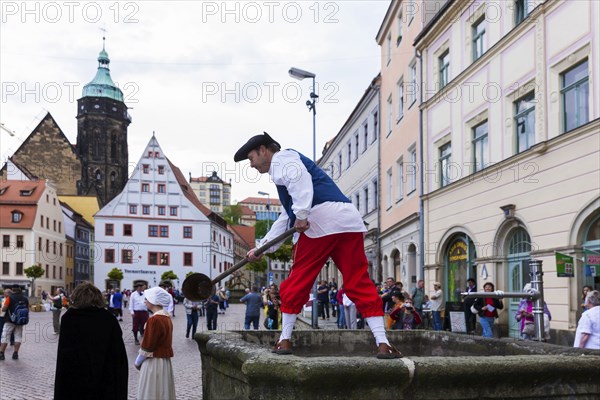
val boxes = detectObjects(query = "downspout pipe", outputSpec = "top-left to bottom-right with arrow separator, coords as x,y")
377,83 -> 382,283
415,47 -> 425,281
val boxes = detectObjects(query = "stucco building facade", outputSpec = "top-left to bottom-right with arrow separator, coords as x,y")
415,0 -> 599,340
318,76 -> 381,283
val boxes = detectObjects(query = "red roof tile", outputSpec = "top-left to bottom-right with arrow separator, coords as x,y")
238,197 -> 281,205
167,158 -> 228,228
228,224 -> 256,248
0,180 -> 47,229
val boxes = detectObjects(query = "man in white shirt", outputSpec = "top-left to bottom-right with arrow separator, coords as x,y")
429,282 -> 444,331
235,132 -> 402,359
128,282 -> 148,345
574,289 -> 600,349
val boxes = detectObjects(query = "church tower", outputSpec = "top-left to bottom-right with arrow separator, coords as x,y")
76,39 -> 131,206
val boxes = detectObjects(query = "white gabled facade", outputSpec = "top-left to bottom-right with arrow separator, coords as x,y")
94,135 -> 233,290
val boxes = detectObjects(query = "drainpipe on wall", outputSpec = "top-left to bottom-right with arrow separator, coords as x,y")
374,80 -> 383,283
415,48 -> 425,282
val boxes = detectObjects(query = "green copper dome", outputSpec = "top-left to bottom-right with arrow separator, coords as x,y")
82,42 -> 124,102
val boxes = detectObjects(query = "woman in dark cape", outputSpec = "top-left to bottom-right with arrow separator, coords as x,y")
54,282 -> 128,400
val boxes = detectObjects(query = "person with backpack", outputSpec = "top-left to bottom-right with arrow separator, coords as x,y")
0,289 -> 16,347
49,288 -> 65,334
0,284 -> 29,360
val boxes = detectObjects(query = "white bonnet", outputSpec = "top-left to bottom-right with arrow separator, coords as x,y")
523,283 -> 532,292
144,286 -> 171,308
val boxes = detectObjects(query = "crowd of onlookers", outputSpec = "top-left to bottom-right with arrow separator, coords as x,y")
291,277 -> 598,349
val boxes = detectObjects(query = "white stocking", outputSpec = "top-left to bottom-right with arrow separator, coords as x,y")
365,316 -> 390,346
279,312 -> 297,341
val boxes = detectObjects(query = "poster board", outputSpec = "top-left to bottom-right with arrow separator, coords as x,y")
449,312 -> 467,332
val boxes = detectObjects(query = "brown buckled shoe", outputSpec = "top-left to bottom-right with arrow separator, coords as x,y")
272,339 -> 293,355
376,343 -> 403,359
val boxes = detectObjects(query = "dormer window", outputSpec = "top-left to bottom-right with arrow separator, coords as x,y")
20,189 -> 34,196
0,186 -> 8,195
11,211 -> 23,223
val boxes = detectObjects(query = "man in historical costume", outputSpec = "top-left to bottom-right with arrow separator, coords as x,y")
129,282 -> 149,345
235,132 -> 402,358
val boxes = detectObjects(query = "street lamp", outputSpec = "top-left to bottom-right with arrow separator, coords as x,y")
0,123 -> 16,137
258,191 -> 272,285
289,66 -> 320,328
288,67 -> 318,161
257,191 -> 271,230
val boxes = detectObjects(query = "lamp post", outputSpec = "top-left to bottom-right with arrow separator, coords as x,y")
258,191 -> 272,285
0,123 -> 16,136
288,67 -> 318,160
289,66 -> 319,328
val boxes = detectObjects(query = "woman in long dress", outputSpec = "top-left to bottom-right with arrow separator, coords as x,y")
134,286 -> 176,400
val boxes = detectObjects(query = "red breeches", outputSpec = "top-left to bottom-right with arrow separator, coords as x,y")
279,232 -> 383,318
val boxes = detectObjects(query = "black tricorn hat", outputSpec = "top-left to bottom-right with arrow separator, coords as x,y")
234,132 -> 280,162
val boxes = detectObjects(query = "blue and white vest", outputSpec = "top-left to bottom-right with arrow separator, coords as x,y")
275,150 -> 350,227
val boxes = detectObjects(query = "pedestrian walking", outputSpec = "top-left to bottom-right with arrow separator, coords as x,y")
49,288 -> 65,334
236,132 -> 402,358
0,289 -> 15,346
134,287 -> 176,400
205,294 -> 219,330
129,283 -> 149,345
183,298 -> 201,338
0,284 -> 29,361
111,288 -> 124,321
240,286 -> 263,330
54,282 -> 128,400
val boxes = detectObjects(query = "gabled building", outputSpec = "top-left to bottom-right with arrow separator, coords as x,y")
376,0 -> 442,292
228,224 -> 255,288
1,41 -> 131,207
61,202 -> 94,291
238,197 -> 282,222
239,205 -> 256,226
189,171 -> 231,214
1,113 -> 82,195
0,180 -> 66,295
93,135 -> 233,290
318,75 -> 381,283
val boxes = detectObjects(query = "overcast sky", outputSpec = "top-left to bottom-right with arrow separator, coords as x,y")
1,0 -> 390,203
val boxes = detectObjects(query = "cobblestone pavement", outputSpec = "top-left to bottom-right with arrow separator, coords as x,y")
0,303 -> 259,400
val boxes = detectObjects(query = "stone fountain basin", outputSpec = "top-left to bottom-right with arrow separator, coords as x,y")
196,330 -> 600,400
